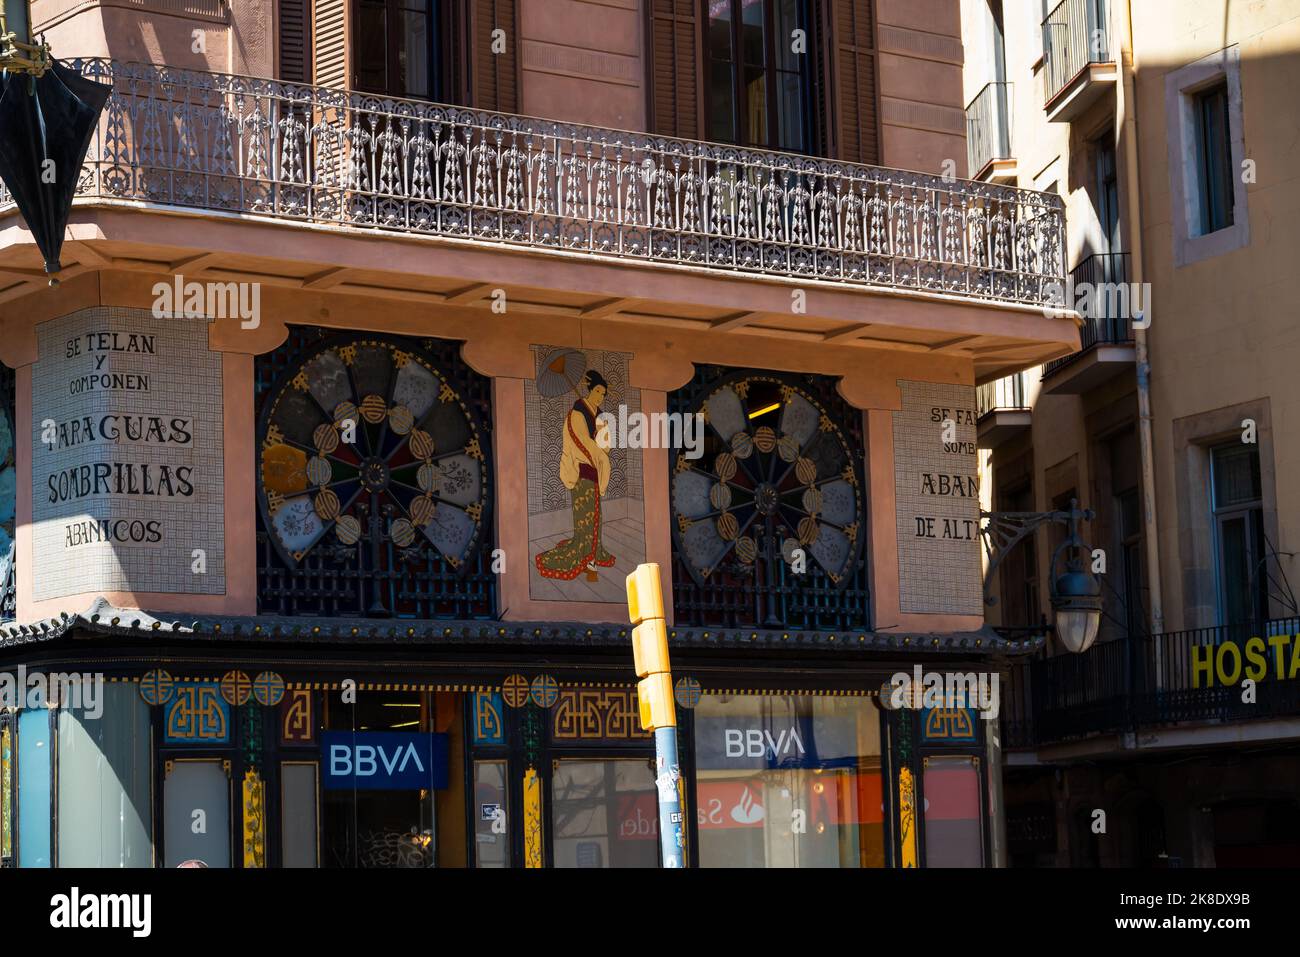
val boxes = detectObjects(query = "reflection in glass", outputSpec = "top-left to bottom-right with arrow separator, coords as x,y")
474,759 -> 510,868
551,759 -> 659,868
692,694 -> 884,867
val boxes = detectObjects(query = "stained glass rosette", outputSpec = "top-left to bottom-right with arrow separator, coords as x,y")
257,338 -> 489,569
670,373 -> 863,586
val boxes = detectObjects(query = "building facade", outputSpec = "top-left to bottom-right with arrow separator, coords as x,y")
0,0 -> 1076,867
963,0 -> 1300,866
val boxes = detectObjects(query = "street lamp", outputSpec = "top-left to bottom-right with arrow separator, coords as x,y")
981,499 -> 1103,654
1048,502 -> 1103,653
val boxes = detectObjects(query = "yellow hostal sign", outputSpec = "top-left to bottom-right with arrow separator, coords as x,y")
1192,632 -> 1300,688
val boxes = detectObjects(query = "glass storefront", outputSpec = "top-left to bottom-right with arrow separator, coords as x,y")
321,691 -> 437,868
551,758 -> 659,869
692,694 -> 885,868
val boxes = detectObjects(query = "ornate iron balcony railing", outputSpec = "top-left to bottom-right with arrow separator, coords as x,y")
2,59 -> 1068,308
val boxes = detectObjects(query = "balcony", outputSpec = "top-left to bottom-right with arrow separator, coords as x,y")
965,82 -> 1016,184
0,59 -> 1070,323
976,371 -> 1031,449
1002,618 -> 1300,753
1041,0 -> 1117,123
1041,251 -> 1135,393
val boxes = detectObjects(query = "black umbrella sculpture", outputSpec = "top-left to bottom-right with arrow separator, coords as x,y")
0,12 -> 110,278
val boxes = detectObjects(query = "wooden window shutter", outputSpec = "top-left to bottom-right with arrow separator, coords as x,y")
819,0 -> 879,165
279,0 -> 311,83
472,0 -> 519,113
647,0 -> 699,139
312,0 -> 347,88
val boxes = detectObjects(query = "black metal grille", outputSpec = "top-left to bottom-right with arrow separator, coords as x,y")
668,365 -> 870,631
255,327 -> 497,619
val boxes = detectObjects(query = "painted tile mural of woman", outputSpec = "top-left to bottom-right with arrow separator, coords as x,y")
534,369 -> 617,583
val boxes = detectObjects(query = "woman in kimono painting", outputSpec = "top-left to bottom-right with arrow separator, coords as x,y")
535,370 -> 616,583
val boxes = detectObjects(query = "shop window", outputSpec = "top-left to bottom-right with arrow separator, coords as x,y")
281,762 -> 320,868
692,694 -> 884,868
669,368 -> 869,630
255,327 -> 495,619
17,705 -> 51,867
473,759 -> 510,868
922,755 -> 983,867
57,684 -> 152,867
1210,442 -> 1266,627
551,758 -> 659,868
163,759 -> 232,868
321,691 -> 437,868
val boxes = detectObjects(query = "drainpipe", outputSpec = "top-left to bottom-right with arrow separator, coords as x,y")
1115,0 -> 1165,644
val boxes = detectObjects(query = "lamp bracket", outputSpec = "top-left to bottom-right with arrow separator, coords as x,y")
980,500 -> 1095,606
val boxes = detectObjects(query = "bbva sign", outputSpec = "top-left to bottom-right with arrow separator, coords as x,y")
320,731 -> 449,790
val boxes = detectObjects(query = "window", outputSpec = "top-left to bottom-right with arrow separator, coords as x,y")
321,692 -> 437,868
1210,443 -> 1267,627
706,0 -> 812,151
1165,46 -> 1248,266
1116,487 -> 1142,638
550,759 -> 659,868
999,484 -> 1040,628
356,0 -> 438,98
1194,80 -> 1234,235
692,694 -> 884,868
1094,134 -> 1120,256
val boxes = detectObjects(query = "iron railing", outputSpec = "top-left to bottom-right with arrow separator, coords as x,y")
1042,251 -> 1132,376
976,371 -> 1028,419
0,59 -> 1069,308
1002,617 -> 1300,749
965,81 -> 1013,178
1042,0 -> 1111,106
